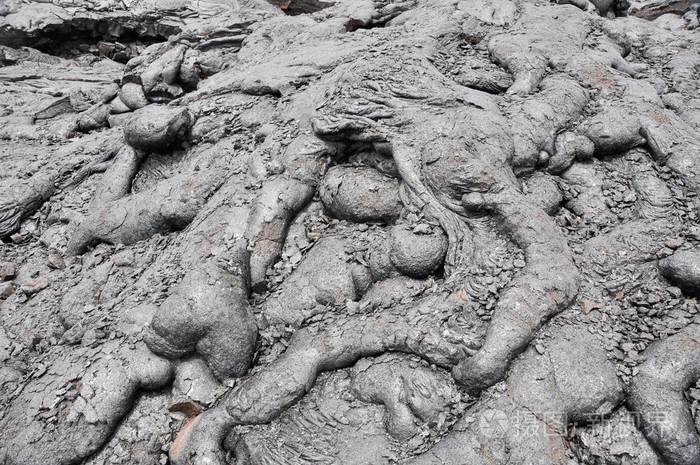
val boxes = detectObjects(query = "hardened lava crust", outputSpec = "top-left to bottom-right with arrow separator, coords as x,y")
1,0 -> 700,464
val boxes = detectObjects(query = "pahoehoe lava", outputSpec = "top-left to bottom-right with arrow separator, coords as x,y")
1,0 -> 700,464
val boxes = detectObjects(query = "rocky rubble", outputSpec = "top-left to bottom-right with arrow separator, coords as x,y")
1,0 -> 700,464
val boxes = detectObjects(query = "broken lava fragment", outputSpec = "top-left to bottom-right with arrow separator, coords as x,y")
0,282 -> 15,300
21,278 -> 48,296
0,262 -> 16,281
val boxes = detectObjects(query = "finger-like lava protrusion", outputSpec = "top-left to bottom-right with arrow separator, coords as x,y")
0,344 -> 173,465
659,250 -> 700,297
409,326 -> 625,465
319,165 -> 403,222
452,181 -> 580,394
90,145 -> 146,206
169,292 -> 475,464
350,354 -> 458,441
65,144 -> 143,254
146,246 -> 258,382
628,323 -> 700,465
67,168 -> 225,255
245,134 -> 332,291
170,406 -> 234,465
227,353 -> 460,464
262,235 -> 374,327
67,104 -> 209,255
123,104 -> 194,153
245,175 -> 316,291
229,297 -> 469,424
0,169 -> 58,239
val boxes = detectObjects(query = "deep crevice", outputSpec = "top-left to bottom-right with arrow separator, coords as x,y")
0,15 -> 180,62
345,17 -> 392,32
266,0 -> 334,16
629,0 -> 692,20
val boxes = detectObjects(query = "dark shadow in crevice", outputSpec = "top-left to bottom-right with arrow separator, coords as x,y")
629,0 -> 692,20
344,17 -> 393,32
266,0 -> 334,16
0,16 -> 180,63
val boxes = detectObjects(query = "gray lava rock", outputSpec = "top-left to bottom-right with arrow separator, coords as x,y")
124,104 -> 193,152
119,82 -> 150,110
389,224 -> 448,278
408,326 -> 625,465
109,95 -> 131,114
146,254 -> 258,382
319,166 -> 402,223
629,323 -> 700,465
549,131 -> 595,174
524,172 -> 563,216
659,250 -> 700,295
262,235 -> 373,327
2,0 -> 700,464
351,354 -> 458,441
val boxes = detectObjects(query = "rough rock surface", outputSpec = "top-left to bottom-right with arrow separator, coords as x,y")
1,0 -> 700,464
